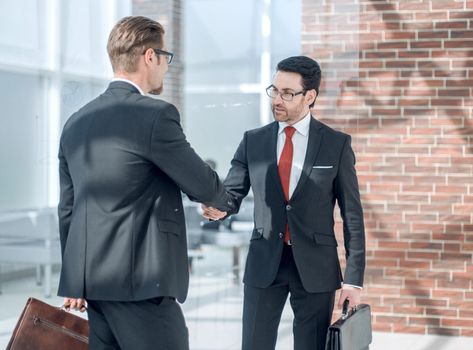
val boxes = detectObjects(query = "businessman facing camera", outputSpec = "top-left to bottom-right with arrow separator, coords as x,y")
204,56 -> 366,350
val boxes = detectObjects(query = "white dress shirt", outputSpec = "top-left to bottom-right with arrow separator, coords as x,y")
277,111 -> 311,199
277,112 -> 362,290
111,78 -> 145,96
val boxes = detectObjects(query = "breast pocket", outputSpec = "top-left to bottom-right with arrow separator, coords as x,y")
308,167 -> 337,189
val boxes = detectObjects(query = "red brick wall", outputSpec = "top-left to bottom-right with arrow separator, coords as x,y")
302,0 -> 473,336
133,0 -> 183,110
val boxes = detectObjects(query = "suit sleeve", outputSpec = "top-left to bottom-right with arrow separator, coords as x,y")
223,132 -> 252,215
150,104 -> 234,212
58,142 -> 74,257
334,135 -> 366,287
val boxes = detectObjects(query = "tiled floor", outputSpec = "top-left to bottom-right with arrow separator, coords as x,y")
1,245 -> 472,350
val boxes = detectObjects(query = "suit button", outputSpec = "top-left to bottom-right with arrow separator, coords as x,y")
286,204 -> 292,211
279,232 -> 283,239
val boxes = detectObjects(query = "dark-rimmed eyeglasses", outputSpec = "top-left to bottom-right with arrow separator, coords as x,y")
266,85 -> 305,102
153,48 -> 174,64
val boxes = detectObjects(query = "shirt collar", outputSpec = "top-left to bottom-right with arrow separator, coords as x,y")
111,78 -> 145,96
278,111 -> 312,137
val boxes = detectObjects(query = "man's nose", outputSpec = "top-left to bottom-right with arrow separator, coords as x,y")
273,93 -> 284,104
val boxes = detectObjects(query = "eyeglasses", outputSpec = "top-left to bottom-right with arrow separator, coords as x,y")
153,48 -> 174,64
265,85 -> 305,101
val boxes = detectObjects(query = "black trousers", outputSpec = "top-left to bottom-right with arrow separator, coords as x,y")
242,245 -> 335,350
86,297 -> 189,350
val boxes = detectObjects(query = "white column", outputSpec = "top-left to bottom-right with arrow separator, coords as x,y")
45,0 -> 61,208
260,0 -> 272,126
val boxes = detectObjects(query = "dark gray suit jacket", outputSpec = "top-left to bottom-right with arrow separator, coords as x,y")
224,117 -> 365,293
58,81 -> 234,302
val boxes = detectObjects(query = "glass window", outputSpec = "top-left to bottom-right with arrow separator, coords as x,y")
0,71 -> 45,210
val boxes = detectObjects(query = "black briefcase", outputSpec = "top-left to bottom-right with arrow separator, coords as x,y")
325,300 -> 372,350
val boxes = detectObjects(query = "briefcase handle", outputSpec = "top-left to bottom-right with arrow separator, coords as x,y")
341,299 -> 359,320
60,303 -> 88,312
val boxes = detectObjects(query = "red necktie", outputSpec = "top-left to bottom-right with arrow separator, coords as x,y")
278,126 -> 296,244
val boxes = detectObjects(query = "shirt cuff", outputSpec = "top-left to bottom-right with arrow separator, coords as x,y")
342,283 -> 363,290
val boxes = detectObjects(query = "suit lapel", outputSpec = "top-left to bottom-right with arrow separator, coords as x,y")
266,122 -> 286,202
290,116 -> 323,201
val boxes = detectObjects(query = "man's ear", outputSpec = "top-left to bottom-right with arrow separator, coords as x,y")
144,48 -> 155,66
306,89 -> 317,106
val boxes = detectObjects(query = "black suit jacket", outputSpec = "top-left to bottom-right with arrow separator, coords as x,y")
58,81 -> 234,302
224,117 -> 365,292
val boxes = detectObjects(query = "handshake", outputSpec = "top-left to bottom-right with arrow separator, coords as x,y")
201,204 -> 226,221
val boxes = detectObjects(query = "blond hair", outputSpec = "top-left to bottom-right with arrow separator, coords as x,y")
107,16 -> 165,73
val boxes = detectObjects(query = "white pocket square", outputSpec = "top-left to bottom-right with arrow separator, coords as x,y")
313,165 -> 333,169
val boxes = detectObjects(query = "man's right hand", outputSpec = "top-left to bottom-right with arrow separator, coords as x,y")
63,297 -> 87,312
201,204 -> 226,221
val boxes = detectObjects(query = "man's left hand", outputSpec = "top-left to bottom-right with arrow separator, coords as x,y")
338,285 -> 361,309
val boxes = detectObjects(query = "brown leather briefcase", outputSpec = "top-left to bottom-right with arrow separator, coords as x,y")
6,297 -> 89,350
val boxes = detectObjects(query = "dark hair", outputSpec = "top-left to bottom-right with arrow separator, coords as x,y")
276,56 -> 321,108
107,16 -> 165,73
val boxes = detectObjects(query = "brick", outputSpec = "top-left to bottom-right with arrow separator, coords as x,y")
365,51 -> 396,59
370,22 -> 401,31
437,278 -> 470,289
426,308 -> 458,317
432,290 -> 464,299
459,310 -> 473,318
409,317 -> 441,326
442,318 -> 473,328
449,11 -> 473,19
371,276 -> 405,286
407,251 -> 440,260
385,268 -> 417,278
378,41 -> 408,50
438,89 -> 471,97
411,41 -> 442,49
394,306 -> 425,315
415,11 -> 448,21
398,50 -> 431,59
373,323 -> 392,332
428,327 -> 460,336
451,30 -> 473,39
418,31 -> 449,39
416,298 -> 448,307
435,69 -> 467,77
399,1 -> 429,10
401,289 -> 431,297
431,259 -> 467,271
376,315 -> 407,324
400,260 -> 431,269
445,40 -> 473,49
369,258 -> 400,267
410,242 -> 443,250
386,61 -> 416,68
385,31 -> 416,40
418,272 -> 451,281
444,243 -> 461,251
461,329 -> 473,336
399,98 -> 429,106
374,250 -> 405,259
